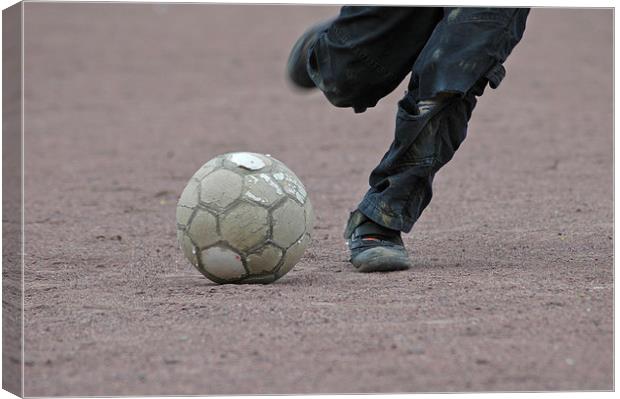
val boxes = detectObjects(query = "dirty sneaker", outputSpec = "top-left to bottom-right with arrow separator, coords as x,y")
343,210 -> 411,272
286,19 -> 333,89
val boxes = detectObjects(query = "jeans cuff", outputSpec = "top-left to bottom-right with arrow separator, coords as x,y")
357,196 -> 414,233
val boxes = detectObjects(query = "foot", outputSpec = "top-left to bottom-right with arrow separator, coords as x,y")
343,210 -> 411,272
286,19 -> 333,89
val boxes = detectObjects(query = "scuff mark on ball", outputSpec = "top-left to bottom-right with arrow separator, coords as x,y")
229,153 -> 266,171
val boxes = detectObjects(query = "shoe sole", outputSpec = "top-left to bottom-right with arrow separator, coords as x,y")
286,34 -> 315,88
286,19 -> 334,89
350,247 -> 411,273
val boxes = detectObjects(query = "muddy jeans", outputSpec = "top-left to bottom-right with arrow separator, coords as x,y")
305,6 -> 529,232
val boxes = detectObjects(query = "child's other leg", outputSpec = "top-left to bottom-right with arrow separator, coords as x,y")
355,8 -> 530,236
287,6 -> 443,113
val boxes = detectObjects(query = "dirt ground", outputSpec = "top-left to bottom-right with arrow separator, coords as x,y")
21,4 -> 612,395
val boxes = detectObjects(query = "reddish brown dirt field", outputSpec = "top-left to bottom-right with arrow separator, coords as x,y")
21,4 -> 612,395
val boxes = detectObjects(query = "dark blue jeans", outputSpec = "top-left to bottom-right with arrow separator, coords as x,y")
304,7 -> 529,232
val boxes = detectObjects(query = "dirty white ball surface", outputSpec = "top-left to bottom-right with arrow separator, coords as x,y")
176,152 -> 314,284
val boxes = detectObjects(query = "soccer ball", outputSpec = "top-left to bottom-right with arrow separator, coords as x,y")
176,152 -> 314,284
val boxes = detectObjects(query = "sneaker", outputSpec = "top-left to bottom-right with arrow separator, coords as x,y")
286,19 -> 333,89
343,210 -> 412,272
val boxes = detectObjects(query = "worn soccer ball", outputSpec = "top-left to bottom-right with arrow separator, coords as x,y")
176,152 -> 314,284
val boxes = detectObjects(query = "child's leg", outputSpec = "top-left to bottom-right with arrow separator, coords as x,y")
288,6 -> 443,113
356,8 -> 530,233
